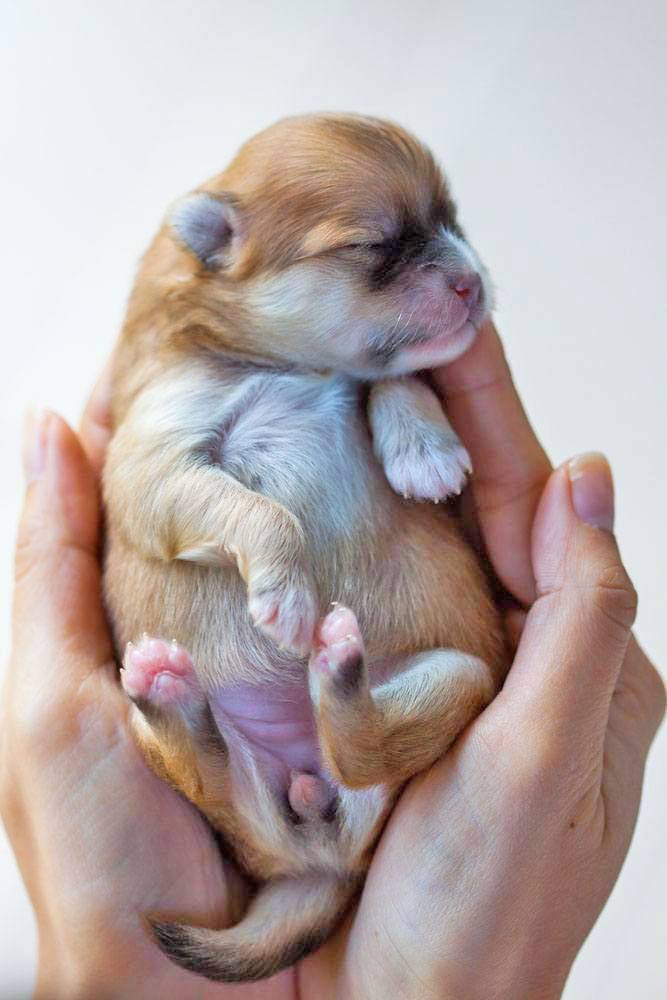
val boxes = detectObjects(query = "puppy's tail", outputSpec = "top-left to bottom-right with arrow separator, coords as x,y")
150,872 -> 357,983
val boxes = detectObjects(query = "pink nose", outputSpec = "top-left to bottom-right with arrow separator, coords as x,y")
452,272 -> 482,311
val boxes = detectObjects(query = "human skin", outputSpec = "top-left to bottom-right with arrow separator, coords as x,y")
1,321 -> 664,999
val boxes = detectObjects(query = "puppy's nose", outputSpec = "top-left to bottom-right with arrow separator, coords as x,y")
451,272 -> 482,311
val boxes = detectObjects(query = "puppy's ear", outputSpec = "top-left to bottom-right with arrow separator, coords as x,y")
170,192 -> 240,267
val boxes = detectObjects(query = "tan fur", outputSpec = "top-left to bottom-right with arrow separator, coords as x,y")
313,650 -> 494,789
103,113 -> 508,981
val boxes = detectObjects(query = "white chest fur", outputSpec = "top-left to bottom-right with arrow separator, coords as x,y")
129,363 -> 375,545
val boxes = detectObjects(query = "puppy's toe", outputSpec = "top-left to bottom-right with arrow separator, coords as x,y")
121,636 -> 205,715
316,604 -> 363,652
309,605 -> 365,701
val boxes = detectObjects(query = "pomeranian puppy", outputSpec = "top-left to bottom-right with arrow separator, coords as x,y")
103,113 -> 507,982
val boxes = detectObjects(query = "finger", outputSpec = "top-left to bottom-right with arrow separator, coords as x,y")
79,357 -> 114,477
498,453 -> 637,749
12,410 -> 114,684
433,320 -> 552,605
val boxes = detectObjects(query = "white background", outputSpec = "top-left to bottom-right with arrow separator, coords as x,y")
1,1 -> 665,996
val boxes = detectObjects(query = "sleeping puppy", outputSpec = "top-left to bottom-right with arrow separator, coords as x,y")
103,113 -> 508,983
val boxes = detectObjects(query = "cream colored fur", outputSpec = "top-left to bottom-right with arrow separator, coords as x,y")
103,112 -> 508,983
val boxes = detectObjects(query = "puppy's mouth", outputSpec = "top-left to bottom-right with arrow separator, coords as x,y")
365,257 -> 490,374
368,308 -> 480,373
401,317 -> 478,363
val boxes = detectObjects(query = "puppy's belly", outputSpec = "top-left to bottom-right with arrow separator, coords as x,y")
209,680 -> 320,785
205,652 -> 405,809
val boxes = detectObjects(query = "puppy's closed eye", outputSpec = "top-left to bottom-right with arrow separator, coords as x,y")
339,241 -> 387,253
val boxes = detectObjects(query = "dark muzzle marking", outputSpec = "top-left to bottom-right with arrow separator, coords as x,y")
368,218 -> 432,291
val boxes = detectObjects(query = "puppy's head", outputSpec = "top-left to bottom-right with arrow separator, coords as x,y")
168,114 -> 492,376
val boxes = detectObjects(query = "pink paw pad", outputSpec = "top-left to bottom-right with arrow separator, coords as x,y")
310,605 -> 365,695
121,636 -> 203,711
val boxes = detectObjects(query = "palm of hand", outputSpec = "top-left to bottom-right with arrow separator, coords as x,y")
68,678 -> 232,924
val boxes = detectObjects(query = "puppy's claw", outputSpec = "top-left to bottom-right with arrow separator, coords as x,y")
121,635 -> 204,714
385,434 -> 471,502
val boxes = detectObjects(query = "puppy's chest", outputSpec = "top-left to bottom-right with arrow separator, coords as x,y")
218,371 -> 373,524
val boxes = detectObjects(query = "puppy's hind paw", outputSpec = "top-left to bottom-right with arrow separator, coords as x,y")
309,605 -> 366,704
121,636 -> 205,716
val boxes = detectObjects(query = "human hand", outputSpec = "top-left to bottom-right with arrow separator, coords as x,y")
0,381 -> 290,999
298,321 -> 665,998
3,325 -> 663,1000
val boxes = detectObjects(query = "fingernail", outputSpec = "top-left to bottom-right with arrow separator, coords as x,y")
21,409 -> 52,483
567,452 -> 614,531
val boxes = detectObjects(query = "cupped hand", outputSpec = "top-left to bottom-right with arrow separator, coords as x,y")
299,322 -> 665,999
1,383 -> 284,999
2,323 -> 664,1000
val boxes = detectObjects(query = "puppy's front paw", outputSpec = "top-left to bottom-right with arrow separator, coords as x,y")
248,568 -> 318,657
384,432 -> 472,501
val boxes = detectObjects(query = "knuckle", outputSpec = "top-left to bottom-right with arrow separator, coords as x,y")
473,469 -> 547,517
591,563 -> 638,633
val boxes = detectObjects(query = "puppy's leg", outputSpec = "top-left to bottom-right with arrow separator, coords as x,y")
309,606 -> 494,788
368,376 -> 471,500
121,636 -> 230,817
106,417 -> 318,656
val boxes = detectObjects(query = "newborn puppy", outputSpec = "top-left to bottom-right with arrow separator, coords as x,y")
103,113 -> 507,982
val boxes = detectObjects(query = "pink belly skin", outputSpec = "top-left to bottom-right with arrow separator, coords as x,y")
208,680 -> 335,819
121,630 -> 369,823
209,681 -> 318,772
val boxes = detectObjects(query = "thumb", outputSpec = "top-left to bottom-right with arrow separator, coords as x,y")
501,453 -> 637,750
12,410 -> 113,682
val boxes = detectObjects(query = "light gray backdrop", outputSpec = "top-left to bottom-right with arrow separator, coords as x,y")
1,1 -> 665,996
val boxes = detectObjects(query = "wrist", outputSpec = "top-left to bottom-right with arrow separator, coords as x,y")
352,907 -> 574,1000
416,916 -> 575,1000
